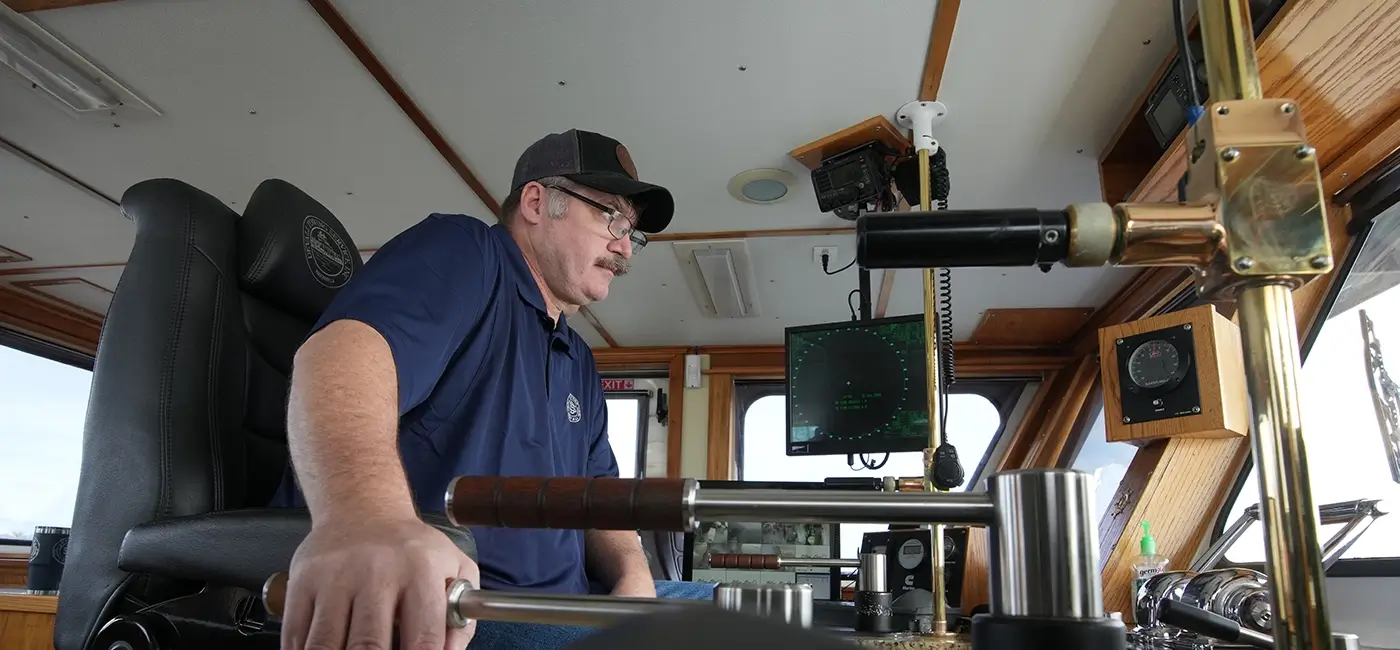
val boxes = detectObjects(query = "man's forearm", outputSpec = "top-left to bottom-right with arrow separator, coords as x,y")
584,529 -> 653,587
287,320 -> 415,524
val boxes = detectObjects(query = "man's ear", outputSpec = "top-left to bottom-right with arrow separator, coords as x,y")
517,182 -> 548,225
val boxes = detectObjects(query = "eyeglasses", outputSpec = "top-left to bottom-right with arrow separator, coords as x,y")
547,185 -> 648,251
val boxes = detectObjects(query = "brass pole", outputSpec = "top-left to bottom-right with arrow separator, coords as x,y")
916,147 -> 949,635
1197,0 -> 1262,101
1196,1 -> 1330,647
1237,285 -> 1330,650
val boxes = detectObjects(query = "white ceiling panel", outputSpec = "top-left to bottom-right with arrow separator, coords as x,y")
0,0 -> 1177,349
0,147 -> 130,268
0,0 -> 490,268
331,0 -> 939,233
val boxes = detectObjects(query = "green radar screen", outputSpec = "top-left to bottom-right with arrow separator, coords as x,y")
786,316 -> 931,456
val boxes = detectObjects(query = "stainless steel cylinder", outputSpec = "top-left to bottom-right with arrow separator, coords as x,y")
858,553 -> 887,592
986,469 -> 1102,619
692,488 -> 995,525
1134,570 -> 1196,631
1181,568 -> 1271,633
712,583 -> 813,628
1333,633 -> 1361,650
446,579 -> 702,628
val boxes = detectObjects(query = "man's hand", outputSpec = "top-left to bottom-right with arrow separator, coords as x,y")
610,572 -> 658,598
281,516 -> 480,650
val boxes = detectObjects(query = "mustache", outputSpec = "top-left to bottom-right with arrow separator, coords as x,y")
597,255 -> 630,276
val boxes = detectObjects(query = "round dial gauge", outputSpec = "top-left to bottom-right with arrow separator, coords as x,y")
1127,340 -> 1181,389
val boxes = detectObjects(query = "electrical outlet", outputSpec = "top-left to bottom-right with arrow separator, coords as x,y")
813,246 -> 838,265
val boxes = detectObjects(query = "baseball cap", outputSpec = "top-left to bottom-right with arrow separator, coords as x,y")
510,129 -> 674,233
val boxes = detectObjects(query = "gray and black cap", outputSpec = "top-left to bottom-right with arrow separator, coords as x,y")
510,129 -> 674,233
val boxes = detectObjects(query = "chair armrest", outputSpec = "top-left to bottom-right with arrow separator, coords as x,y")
118,509 -> 476,592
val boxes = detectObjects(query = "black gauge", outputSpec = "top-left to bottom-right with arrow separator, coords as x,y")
1127,339 -> 1184,390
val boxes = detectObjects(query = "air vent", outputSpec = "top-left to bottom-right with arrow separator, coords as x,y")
672,240 -> 761,319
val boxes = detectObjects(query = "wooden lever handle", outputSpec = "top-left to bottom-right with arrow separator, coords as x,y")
707,553 -> 781,570
445,476 -> 693,531
263,572 -> 289,617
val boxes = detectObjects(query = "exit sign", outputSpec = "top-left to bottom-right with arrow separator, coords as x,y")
601,379 -> 635,392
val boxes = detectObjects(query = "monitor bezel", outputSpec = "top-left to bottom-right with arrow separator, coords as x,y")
783,313 -> 931,457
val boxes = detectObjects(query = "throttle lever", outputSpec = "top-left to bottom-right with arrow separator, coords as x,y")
1157,599 -> 1274,649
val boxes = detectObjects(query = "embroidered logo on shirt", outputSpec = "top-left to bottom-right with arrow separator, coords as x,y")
566,393 -> 582,423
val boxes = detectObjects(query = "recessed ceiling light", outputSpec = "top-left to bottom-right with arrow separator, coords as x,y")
728,168 -> 797,204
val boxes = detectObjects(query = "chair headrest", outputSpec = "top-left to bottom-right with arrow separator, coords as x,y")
238,179 -> 362,322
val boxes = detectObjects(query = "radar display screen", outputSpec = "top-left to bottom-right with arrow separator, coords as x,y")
785,314 -> 930,456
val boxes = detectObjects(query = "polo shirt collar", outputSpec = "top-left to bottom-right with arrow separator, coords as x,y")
490,225 -> 575,352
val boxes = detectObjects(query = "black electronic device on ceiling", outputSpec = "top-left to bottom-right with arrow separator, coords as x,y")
812,142 -> 892,220
785,314 -> 931,457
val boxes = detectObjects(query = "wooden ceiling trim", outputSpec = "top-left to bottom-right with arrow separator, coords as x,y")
3,0 -> 117,11
877,0 -> 962,306
874,271 -> 896,318
305,0 -> 497,215
919,0 -> 961,101
969,307 -> 1095,346
593,346 -> 690,371
13,277 -> 111,320
0,283 -> 100,354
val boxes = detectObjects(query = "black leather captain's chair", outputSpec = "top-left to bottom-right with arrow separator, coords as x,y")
54,179 -> 476,650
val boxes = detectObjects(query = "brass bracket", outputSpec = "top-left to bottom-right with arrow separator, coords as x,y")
1185,98 -> 1332,298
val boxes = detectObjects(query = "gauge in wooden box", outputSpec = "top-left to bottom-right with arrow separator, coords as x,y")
1099,304 -> 1249,444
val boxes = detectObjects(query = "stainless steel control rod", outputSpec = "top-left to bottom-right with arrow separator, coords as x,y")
446,476 -> 996,531
447,581 -> 706,628
691,488 -> 996,526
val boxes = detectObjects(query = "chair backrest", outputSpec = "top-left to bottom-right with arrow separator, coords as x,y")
55,179 -> 362,650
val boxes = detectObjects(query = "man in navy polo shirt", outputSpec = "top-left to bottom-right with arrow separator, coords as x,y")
271,130 -> 705,650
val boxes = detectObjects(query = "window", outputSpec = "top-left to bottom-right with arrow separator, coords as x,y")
1218,199 -> 1400,566
604,392 -> 651,479
1070,407 -> 1138,536
737,381 -> 1019,560
0,333 -> 92,546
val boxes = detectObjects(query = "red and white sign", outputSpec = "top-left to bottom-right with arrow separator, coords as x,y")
601,379 -> 635,392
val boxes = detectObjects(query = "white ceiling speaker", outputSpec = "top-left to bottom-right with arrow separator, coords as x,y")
672,240 -> 761,319
727,168 -> 797,204
0,3 -> 159,117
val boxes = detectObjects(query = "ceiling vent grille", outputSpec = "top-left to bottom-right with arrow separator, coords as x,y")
672,240 -> 761,319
